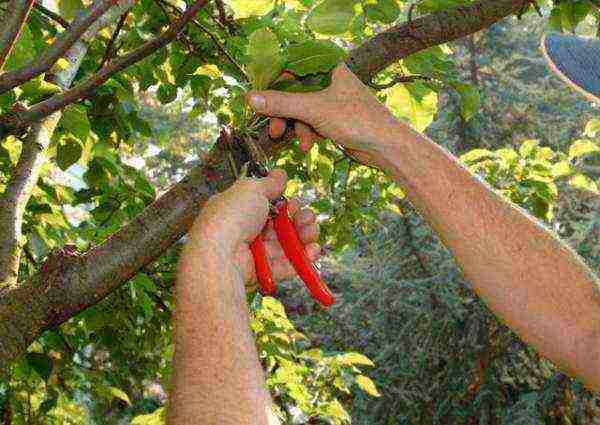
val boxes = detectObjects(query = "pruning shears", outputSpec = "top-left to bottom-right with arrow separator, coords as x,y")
222,129 -> 334,307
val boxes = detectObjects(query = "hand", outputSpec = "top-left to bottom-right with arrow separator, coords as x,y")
185,169 -> 321,284
246,63 -> 403,169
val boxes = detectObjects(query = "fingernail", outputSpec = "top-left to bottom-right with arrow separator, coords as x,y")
248,94 -> 266,111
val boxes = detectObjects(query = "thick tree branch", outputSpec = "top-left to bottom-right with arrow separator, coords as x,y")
0,0 -> 118,95
0,0 -> 208,135
347,0 -> 529,83
0,0 -> 35,71
0,0 -> 534,365
0,40 -> 88,290
0,1 -> 137,291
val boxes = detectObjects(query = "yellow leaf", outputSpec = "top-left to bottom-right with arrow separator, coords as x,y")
568,139 -> 600,160
108,387 -> 131,406
355,375 -> 381,397
226,0 -> 274,17
518,139 -> 538,158
194,64 -> 221,77
569,174 -> 599,192
385,84 -> 437,133
55,58 -> 70,71
552,160 -> 571,177
284,178 -> 302,197
338,352 -> 375,367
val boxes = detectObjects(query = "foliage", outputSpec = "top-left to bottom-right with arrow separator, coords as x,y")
281,122 -> 599,424
460,135 -> 599,221
250,295 -> 379,424
1,0 -> 599,423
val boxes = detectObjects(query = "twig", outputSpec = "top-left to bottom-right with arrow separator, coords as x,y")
33,2 -> 70,29
369,73 -> 432,90
155,0 -> 248,81
0,0 -> 117,95
0,0 -> 35,71
214,0 -> 236,35
0,0 -> 209,135
407,1 -> 417,26
98,10 -> 129,70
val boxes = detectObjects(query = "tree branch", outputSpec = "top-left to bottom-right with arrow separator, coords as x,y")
346,0 -> 529,83
155,0 -> 248,81
0,0 -> 534,366
0,0 -> 118,95
33,2 -> 70,29
0,0 -> 208,135
98,10 -> 128,70
0,0 -> 35,71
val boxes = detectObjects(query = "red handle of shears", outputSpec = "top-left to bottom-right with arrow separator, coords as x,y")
250,199 -> 334,307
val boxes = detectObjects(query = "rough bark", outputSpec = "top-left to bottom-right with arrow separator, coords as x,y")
0,0 -> 35,71
347,0 -> 528,83
0,0 -> 531,366
0,0 -> 137,291
0,0 -> 118,95
0,42 -> 86,290
0,0 -> 207,134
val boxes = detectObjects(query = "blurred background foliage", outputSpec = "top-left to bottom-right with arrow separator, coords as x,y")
0,0 -> 599,423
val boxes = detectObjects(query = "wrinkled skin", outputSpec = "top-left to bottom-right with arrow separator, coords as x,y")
186,169 -> 321,285
248,63 -> 403,170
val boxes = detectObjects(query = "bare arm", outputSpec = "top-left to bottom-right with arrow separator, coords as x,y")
248,63 -> 600,390
167,173 -> 320,423
168,244 -> 274,425
379,122 -> 600,389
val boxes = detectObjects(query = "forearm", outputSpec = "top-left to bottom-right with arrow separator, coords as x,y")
380,123 -> 600,388
167,241 -> 273,424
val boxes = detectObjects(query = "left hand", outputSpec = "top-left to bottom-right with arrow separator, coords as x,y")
184,169 -> 322,284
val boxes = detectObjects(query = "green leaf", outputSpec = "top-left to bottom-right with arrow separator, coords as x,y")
584,119 -> 600,138
60,105 -> 90,140
569,139 -> 599,160
25,352 -> 53,381
386,83 -> 438,133
246,28 -> 283,90
156,83 -> 178,104
355,375 -> 381,397
108,387 -> 132,406
460,148 -> 494,164
84,158 -> 109,188
338,352 -> 374,367
56,139 -> 82,171
364,0 -> 400,24
306,0 -> 357,35
285,40 -> 346,76
452,82 -> 480,121
518,139 -> 539,159
321,399 -> 352,421
189,75 -> 212,99
19,78 -> 61,104
132,408 -> 166,425
58,0 -> 84,20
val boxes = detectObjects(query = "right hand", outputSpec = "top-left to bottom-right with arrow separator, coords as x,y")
246,63 -> 402,169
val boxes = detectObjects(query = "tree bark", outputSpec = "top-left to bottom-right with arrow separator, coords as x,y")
0,0 -> 207,135
0,0 -> 137,291
0,0 -> 35,71
0,0 -> 118,95
0,0 -> 532,366
347,0 -> 527,83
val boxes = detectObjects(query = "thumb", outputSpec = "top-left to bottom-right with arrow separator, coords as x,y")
246,90 -> 320,123
259,168 -> 287,201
